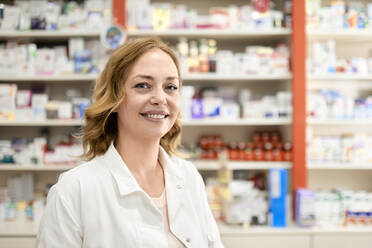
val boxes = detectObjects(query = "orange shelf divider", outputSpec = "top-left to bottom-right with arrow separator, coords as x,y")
113,0 -> 126,29
291,0 -> 307,208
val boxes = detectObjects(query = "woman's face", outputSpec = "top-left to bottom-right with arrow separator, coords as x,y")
117,48 -> 180,141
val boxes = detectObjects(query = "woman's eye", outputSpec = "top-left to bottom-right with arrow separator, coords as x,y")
134,83 -> 150,89
166,84 -> 178,91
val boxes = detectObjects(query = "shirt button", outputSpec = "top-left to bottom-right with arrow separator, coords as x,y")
185,237 -> 191,243
176,185 -> 182,189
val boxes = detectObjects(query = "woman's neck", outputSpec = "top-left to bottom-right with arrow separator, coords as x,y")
115,132 -> 160,178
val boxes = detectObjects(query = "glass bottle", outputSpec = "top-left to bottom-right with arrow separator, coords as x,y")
188,40 -> 199,73
198,39 -> 209,73
208,39 -> 217,73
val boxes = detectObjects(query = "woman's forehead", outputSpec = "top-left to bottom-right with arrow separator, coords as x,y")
127,49 -> 179,78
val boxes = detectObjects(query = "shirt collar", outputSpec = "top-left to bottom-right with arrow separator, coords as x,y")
102,142 -> 183,196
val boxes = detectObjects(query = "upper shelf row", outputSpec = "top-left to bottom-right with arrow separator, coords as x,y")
1,29 -> 372,40
0,73 -> 292,82
4,73 -> 372,82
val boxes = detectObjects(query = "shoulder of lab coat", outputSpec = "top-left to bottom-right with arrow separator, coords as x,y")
36,161 -> 93,247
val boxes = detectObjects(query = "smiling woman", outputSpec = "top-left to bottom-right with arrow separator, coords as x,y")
36,37 -> 224,248
81,37 -> 183,161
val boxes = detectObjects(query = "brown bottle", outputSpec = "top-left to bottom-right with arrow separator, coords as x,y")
253,143 -> 264,161
229,142 -> 239,160
238,142 -> 246,160
244,142 -> 254,161
273,142 -> 284,161
283,142 -> 292,161
264,142 -> 274,161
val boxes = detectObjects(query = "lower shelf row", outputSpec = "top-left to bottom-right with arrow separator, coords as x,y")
3,162 -> 372,171
1,222 -> 372,236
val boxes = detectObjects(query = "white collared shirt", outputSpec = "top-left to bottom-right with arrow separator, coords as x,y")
36,143 -> 224,248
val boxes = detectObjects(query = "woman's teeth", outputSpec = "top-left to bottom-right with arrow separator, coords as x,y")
143,114 -> 167,119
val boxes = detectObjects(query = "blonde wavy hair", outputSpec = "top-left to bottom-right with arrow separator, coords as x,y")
79,37 -> 183,161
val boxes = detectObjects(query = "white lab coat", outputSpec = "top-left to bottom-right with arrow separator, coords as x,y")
36,143 -> 224,248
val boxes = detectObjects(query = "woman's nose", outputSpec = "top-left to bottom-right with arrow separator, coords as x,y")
150,88 -> 166,105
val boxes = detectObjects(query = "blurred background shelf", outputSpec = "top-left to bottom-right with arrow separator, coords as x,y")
307,30 -> 372,41
0,30 -> 100,39
0,164 -> 76,171
307,119 -> 372,126
0,119 -> 83,126
193,161 -> 292,170
0,119 -> 291,127
0,162 -> 291,171
128,28 -> 292,39
307,163 -> 372,170
2,222 -> 372,237
308,74 -> 372,81
0,73 -> 291,82
183,73 -> 292,81
0,74 -> 98,82
182,118 -> 292,126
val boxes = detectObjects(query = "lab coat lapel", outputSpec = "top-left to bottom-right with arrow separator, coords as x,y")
159,147 -> 185,222
103,143 -> 142,196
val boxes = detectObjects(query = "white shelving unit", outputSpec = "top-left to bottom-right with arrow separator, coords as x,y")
0,118 -> 291,127
2,222 -> 372,237
307,163 -> 372,170
0,161 -> 292,171
307,119 -> 372,126
182,118 -> 292,126
307,29 -> 372,40
2,222 -> 372,248
183,73 -> 292,81
194,160 -> 292,170
128,28 -> 291,39
308,74 -> 372,81
307,8 -> 372,194
0,164 -> 76,171
0,119 -> 84,126
0,74 -> 98,82
0,30 -> 100,39
0,73 -> 291,82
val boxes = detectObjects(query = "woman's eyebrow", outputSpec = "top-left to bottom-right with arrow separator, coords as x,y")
133,74 -> 154,80
133,74 -> 179,81
165,76 -> 179,81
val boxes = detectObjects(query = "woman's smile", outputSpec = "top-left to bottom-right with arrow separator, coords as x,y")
140,111 -> 170,122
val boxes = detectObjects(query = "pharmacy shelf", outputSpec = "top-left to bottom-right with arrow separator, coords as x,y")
307,119 -> 372,126
0,164 -> 76,171
193,160 -> 292,170
183,73 -> 292,81
307,163 -> 372,170
220,223 -> 372,235
0,74 -> 98,82
128,28 -> 291,39
308,74 -> 372,81
182,118 -> 292,126
0,162 -> 291,172
307,29 -> 372,40
0,119 -> 83,126
2,222 -> 372,237
0,73 -> 291,82
0,30 -> 100,39
1,119 -> 290,127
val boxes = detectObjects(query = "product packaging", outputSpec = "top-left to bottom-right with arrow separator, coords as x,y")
296,189 -> 316,227
0,84 -> 17,121
269,168 -> 288,227
32,94 -> 48,120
